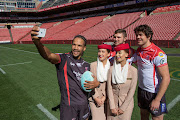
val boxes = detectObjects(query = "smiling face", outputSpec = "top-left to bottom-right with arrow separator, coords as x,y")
113,33 -> 127,46
98,49 -> 110,62
71,37 -> 86,59
116,50 -> 128,63
135,31 -> 151,48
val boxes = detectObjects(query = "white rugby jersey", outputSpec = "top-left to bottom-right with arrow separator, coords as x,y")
132,43 -> 168,93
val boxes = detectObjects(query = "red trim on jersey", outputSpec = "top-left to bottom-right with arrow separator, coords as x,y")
110,51 -> 116,58
157,63 -> 168,67
141,43 -> 153,50
153,64 -> 156,88
64,61 -> 70,106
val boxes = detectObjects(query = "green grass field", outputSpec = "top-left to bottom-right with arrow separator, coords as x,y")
0,44 -> 180,120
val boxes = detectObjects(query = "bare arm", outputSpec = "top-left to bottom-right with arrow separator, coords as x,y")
150,65 -> 170,111
31,25 -> 60,64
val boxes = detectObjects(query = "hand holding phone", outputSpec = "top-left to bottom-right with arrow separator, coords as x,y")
37,28 -> 46,37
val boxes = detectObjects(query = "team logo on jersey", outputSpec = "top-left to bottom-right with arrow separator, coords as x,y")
160,58 -> 165,65
70,62 -> 75,66
76,63 -> 82,67
145,55 -> 150,60
85,67 -> 88,71
73,71 -> 82,81
158,52 -> 164,57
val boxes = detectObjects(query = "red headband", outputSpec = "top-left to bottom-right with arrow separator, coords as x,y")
114,43 -> 130,51
98,44 -> 112,51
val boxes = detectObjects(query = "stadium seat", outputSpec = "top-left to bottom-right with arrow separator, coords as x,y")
50,15 -> 108,40
125,12 -> 180,41
80,12 -> 143,40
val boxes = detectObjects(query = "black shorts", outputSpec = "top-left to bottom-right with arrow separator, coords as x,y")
60,103 -> 90,120
138,87 -> 168,117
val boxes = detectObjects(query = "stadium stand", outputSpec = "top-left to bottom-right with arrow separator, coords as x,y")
11,28 -> 32,42
1,0 -> 179,47
177,35 -> 180,40
50,15 -> 108,40
0,0 -> 37,11
115,9 -> 128,14
0,28 -> 11,43
72,0 -> 79,2
169,1 -> 180,6
153,5 -> 180,14
40,0 -> 56,9
40,21 -> 59,29
41,19 -> 80,40
139,6 -> 154,12
0,28 -> 10,37
125,12 -> 180,41
52,0 -> 69,7
0,23 -> 35,43
19,19 -> 79,42
12,24 -> 35,27
80,12 -> 143,41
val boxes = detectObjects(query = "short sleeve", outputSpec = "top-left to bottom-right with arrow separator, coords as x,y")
55,53 -> 62,64
154,52 -> 167,67
128,52 -> 137,64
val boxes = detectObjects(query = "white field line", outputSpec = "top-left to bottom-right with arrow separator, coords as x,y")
171,78 -> 180,82
36,104 -> 58,120
0,61 -> 32,67
0,46 -> 39,54
150,95 -> 180,119
167,95 -> 180,111
0,68 -> 6,74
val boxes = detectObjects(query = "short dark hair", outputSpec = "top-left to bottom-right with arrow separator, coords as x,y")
73,35 -> 87,46
114,29 -> 127,38
134,24 -> 153,41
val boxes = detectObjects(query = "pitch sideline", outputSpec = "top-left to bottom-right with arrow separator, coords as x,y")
167,95 -> 180,111
0,68 -> 6,74
171,78 -> 180,82
37,103 -> 58,120
0,46 -> 39,54
0,61 -> 32,67
150,94 -> 180,120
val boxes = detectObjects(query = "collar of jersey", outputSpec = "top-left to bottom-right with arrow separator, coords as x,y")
141,43 -> 154,51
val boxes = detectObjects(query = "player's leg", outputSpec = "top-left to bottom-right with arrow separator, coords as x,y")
140,108 -> 150,120
138,87 -> 154,120
152,114 -> 163,120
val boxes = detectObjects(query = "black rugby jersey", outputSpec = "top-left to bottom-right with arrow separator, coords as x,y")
55,52 -> 90,106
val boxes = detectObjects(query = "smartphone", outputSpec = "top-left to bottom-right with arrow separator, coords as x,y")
37,28 -> 46,37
